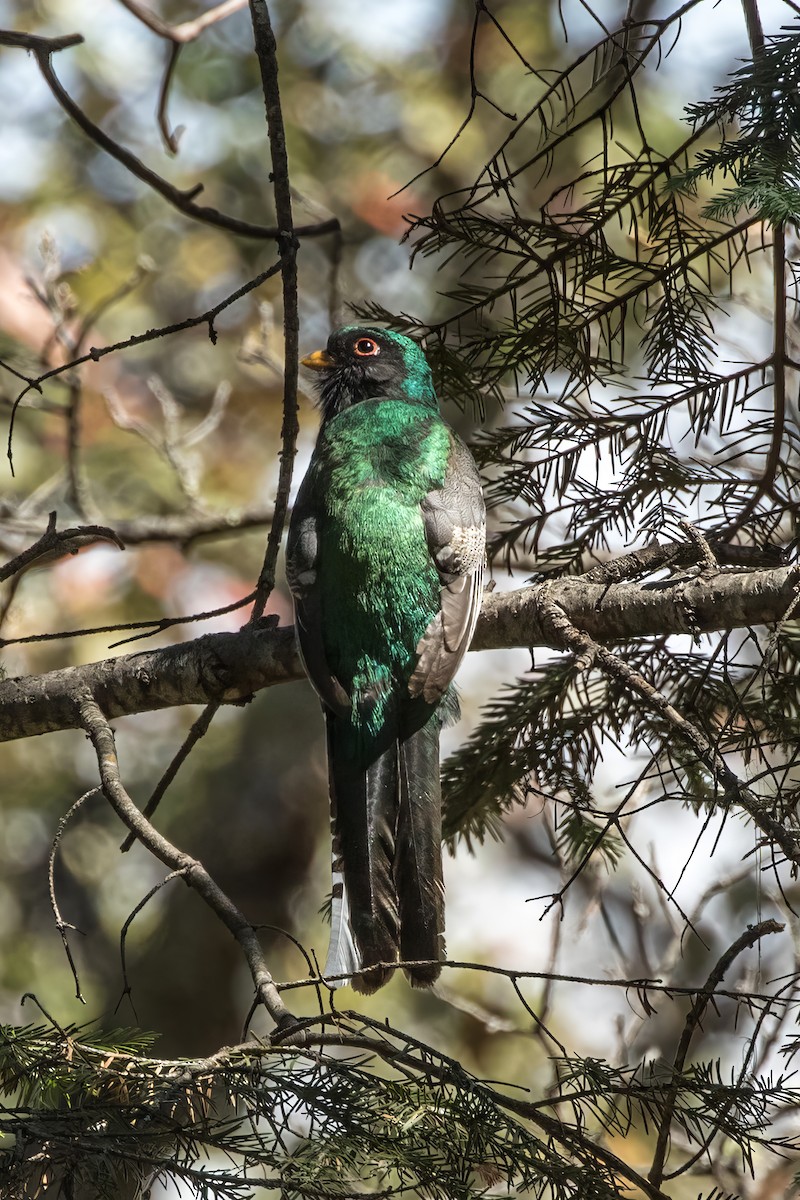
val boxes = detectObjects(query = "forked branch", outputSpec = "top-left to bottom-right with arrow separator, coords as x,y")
76,691 -> 297,1033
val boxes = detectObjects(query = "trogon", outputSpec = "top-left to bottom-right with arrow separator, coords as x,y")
286,326 -> 485,993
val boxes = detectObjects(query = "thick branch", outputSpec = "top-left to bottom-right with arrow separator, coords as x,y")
473,563 -> 799,650
0,565 -> 796,742
0,623 -> 301,742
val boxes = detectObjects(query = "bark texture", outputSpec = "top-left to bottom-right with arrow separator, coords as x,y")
0,565 -> 796,743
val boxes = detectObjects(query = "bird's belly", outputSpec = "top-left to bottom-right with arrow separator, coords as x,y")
320,488 -> 439,714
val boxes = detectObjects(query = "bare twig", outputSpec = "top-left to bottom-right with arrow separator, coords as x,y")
77,691 -> 297,1032
0,589 -> 257,653
116,0 -> 250,152
120,702 -> 220,853
117,0 -> 249,43
394,0 -> 489,195
61,260 -> 158,516
118,868 -> 189,1011
648,918 -> 784,1188
0,572 -> 21,632
0,29 -> 339,242
0,511 -> 124,583
3,505 -> 275,549
7,261 -> 283,472
247,0 -> 299,621
48,788 -> 100,1003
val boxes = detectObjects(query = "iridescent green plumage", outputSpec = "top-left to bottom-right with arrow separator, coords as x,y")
287,327 -> 485,992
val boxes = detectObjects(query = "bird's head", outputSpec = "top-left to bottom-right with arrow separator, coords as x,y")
301,326 -> 437,421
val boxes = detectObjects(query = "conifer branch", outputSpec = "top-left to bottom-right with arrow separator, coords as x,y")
0,561 -> 795,742
534,590 -> 800,865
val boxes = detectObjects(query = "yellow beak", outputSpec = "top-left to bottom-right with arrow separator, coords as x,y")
301,349 -> 335,371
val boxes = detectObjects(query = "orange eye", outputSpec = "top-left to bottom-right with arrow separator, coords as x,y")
353,337 -> 380,357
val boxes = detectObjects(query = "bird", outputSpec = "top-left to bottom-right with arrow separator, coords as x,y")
286,325 -> 485,993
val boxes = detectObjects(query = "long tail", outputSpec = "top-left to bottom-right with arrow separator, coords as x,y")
323,710 -> 445,993
324,714 -> 400,993
395,714 -> 445,987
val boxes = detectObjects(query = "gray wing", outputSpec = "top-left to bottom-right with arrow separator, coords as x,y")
286,475 -> 350,715
408,433 -> 486,704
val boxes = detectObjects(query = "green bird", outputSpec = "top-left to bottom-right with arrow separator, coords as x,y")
286,326 -> 485,993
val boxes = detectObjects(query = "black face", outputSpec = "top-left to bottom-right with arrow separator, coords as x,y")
313,328 -> 409,420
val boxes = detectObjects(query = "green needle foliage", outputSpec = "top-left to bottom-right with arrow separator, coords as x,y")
672,22 -> 800,223
370,8 -> 800,869
3,1006 -> 800,1198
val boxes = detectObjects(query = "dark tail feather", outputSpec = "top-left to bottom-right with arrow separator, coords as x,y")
326,714 -> 400,994
396,714 -> 445,988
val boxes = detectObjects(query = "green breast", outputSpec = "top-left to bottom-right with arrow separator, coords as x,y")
314,400 -> 450,730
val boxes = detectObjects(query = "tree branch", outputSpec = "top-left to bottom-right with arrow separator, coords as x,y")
0,513 -> 124,583
535,590 -> 800,865
5,262 -> 284,471
1,564 -> 796,742
117,0 -> 250,154
76,691 -> 296,1032
117,0 -> 249,43
2,507 -> 276,549
0,29 -> 338,241
0,622 -> 300,742
247,0 -> 299,620
474,562 -> 799,649
648,918 -> 784,1188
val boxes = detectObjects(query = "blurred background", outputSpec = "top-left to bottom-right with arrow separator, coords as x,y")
0,6 -> 798,1190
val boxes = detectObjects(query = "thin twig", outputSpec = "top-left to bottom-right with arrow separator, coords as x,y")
664,969 -> 799,1180
120,702 -> 220,852
335,1010 -> 672,1200
648,918 -> 784,1188
0,30 -> 339,243
248,0 -> 299,621
0,590 -> 257,653
76,691 -> 297,1033
2,506 -> 275,548
535,588 -> 800,868
47,788 -> 101,1003
117,0 -> 249,43
116,0 -> 250,152
7,261 -> 282,473
0,512 -> 124,583
118,868 -> 189,1013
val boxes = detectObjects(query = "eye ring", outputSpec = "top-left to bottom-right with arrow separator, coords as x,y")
353,337 -> 380,357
